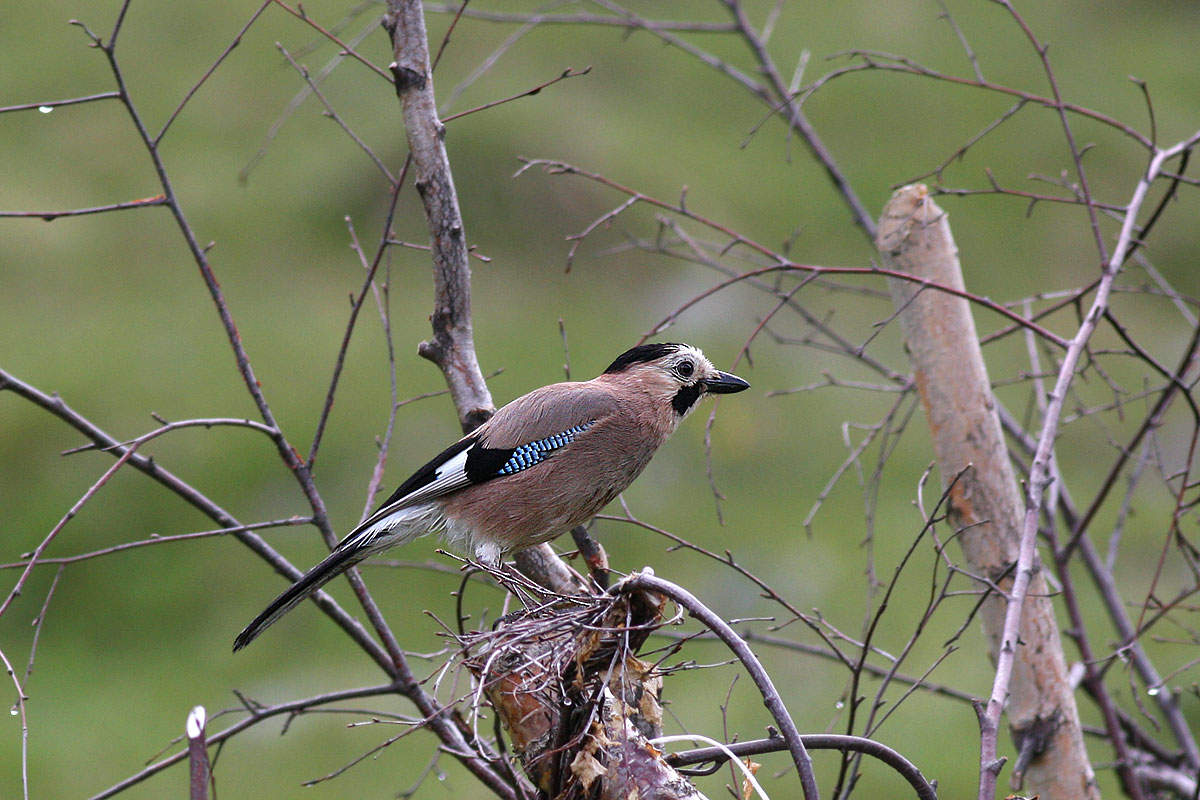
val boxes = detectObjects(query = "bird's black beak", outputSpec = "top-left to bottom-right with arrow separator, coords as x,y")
703,371 -> 751,394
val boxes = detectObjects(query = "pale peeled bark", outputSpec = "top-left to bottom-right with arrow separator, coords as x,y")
878,185 -> 1097,799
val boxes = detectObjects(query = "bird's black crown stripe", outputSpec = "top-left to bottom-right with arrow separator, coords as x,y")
604,343 -> 684,374
672,382 -> 703,415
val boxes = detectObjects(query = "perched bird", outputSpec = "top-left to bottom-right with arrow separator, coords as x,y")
233,343 -> 749,651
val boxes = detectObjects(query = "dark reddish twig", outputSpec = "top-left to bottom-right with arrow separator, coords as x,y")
82,0 -> 416,675
0,444 -> 139,621
306,174 -> 407,471
600,508 -> 858,670
906,99 -> 1027,185
834,470 -> 966,794
22,565 -> 63,689
442,67 -> 592,123
993,1 -> 1107,264
424,4 -> 738,32
520,157 -> 1069,348
720,0 -> 876,236
999,403 -> 1200,771
269,0 -> 393,81
77,0 -> 349,573
806,51 -> 1152,149
0,367 -> 392,670
277,43 -> 396,183
0,518 -> 310,569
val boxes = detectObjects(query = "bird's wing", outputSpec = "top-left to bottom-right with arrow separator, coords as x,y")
475,381 -> 620,451
233,438 -> 479,652
344,383 -> 621,543
341,436 -> 477,547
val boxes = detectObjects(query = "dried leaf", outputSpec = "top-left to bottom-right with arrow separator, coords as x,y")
570,750 -> 608,790
740,758 -> 761,800
638,683 -> 663,727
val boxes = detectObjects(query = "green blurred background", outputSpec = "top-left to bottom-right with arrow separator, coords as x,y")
2,1 -> 1199,797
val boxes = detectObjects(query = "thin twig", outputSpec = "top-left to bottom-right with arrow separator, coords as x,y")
0,91 -> 121,114
0,195 -> 168,219
665,733 -> 936,800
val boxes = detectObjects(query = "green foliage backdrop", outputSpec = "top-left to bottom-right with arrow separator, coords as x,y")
2,1 -> 1198,798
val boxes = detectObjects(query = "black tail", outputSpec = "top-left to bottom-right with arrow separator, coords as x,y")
232,545 -> 370,652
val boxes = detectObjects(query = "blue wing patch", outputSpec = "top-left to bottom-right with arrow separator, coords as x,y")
495,421 -> 594,477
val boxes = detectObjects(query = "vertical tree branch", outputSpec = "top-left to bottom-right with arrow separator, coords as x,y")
878,185 -> 1097,800
382,0 -> 581,604
383,0 -> 493,433
379,3 -> 594,795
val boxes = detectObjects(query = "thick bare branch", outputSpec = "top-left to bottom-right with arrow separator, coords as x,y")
383,0 -> 493,433
878,185 -> 1097,800
619,571 -> 821,800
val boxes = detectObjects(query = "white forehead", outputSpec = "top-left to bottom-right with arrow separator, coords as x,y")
670,344 -> 708,364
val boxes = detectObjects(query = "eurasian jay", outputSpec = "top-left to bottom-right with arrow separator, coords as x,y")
233,342 -> 749,650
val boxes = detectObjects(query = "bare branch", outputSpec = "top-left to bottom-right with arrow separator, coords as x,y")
617,571 -> 821,800
0,195 -> 168,219
88,682 -> 405,799
384,0 -> 494,432
0,91 -> 121,114
0,367 -> 394,671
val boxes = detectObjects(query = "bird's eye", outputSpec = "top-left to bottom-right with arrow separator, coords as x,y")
676,359 -> 695,379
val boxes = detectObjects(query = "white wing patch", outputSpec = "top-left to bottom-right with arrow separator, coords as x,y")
395,447 -> 473,508
340,447 -> 473,552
